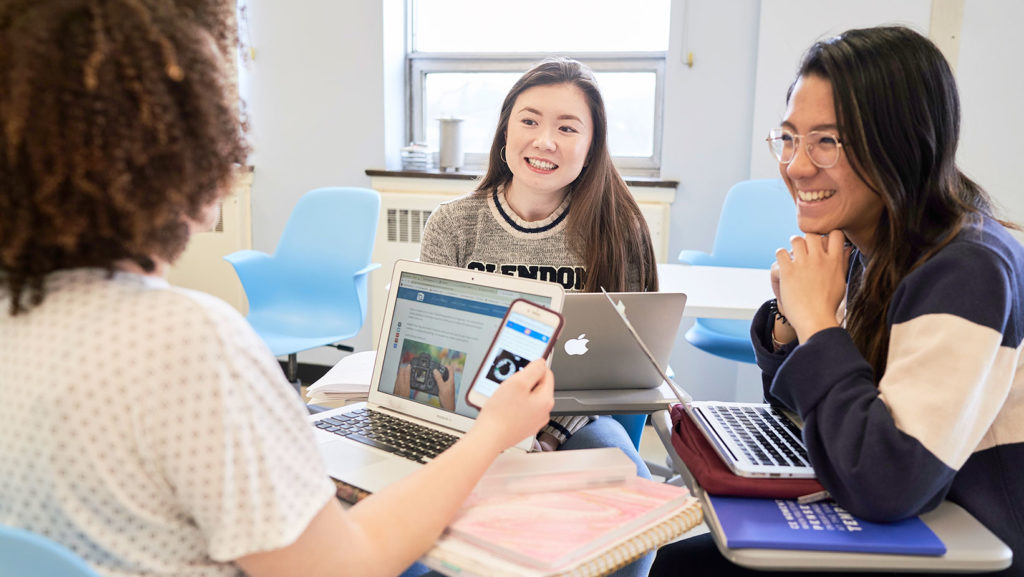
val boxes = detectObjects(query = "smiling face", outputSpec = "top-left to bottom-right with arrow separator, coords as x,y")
504,83 -> 593,201
780,75 -> 886,255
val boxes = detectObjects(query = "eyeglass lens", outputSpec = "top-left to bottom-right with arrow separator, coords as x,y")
767,130 -> 841,168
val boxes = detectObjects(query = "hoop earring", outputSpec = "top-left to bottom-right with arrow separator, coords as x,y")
499,145 -> 507,164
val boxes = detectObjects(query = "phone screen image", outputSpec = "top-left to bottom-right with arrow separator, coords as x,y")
471,309 -> 557,402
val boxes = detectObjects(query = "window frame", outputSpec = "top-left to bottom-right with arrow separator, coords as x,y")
408,51 -> 666,176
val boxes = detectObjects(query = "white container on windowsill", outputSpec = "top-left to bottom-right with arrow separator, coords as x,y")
438,117 -> 464,172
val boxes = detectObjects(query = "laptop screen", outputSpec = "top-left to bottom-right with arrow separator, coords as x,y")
375,271 -> 553,418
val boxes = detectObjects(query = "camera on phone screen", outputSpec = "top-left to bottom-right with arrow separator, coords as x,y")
485,349 -> 529,384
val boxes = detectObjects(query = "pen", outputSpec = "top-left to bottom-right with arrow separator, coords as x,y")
797,490 -> 831,504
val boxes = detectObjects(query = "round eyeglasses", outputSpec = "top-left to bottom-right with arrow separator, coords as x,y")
766,128 -> 844,169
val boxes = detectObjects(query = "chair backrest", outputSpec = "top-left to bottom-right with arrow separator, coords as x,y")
0,525 -> 100,577
275,186 -> 379,271
271,186 -> 381,329
707,179 -> 800,269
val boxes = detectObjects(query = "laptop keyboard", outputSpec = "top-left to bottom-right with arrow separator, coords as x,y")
314,407 -> 459,464
707,405 -> 810,468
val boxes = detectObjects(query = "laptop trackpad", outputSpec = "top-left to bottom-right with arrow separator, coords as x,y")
318,438 -> 422,493
318,439 -> 389,475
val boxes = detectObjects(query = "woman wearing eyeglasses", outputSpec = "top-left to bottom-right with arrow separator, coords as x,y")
651,26 -> 1022,576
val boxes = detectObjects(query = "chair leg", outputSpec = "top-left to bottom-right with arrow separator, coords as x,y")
285,353 -> 301,394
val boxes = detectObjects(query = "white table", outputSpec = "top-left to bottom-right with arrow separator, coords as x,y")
657,263 -> 773,320
697,478 -> 1013,572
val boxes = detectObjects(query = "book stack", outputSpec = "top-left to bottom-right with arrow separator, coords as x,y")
305,350 -> 374,406
401,143 -> 433,171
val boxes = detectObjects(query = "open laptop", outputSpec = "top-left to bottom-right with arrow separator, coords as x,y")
550,292 -> 686,390
310,260 -> 565,494
600,290 -> 815,479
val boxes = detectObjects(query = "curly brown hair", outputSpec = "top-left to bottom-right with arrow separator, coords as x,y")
0,0 -> 248,315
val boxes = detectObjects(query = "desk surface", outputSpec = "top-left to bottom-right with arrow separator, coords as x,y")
701,493 -> 1012,572
552,383 -> 680,415
647,411 -> 1013,572
657,263 -> 773,320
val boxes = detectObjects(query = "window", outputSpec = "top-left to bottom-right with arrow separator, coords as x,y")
407,0 -> 671,175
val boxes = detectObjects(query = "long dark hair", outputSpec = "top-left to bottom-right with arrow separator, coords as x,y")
792,26 -> 1009,376
0,0 -> 248,314
476,57 -> 658,292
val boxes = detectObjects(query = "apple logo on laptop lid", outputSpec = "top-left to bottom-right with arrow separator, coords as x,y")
564,334 -> 590,356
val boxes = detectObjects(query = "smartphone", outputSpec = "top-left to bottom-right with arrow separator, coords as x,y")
465,298 -> 564,409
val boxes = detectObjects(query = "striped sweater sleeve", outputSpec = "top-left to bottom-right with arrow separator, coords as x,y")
768,239 -> 1021,522
541,415 -> 595,445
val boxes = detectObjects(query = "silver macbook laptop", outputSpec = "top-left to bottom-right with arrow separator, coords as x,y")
310,260 -> 565,493
600,290 -> 815,479
550,292 -> 686,390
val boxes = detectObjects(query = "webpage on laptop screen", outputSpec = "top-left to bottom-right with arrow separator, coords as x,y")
377,272 -> 551,418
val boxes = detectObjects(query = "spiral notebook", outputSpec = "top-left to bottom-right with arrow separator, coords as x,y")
422,478 -> 703,577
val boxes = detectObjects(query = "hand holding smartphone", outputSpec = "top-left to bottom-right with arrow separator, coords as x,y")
466,299 -> 564,409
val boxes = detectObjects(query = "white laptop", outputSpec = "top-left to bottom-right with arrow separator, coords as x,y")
550,292 -> 686,390
311,260 -> 565,494
600,290 -> 815,479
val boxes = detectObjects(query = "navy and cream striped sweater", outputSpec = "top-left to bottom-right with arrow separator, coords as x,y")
754,217 -> 1023,574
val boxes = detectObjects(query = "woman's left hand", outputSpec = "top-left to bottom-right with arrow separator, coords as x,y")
775,230 -> 850,343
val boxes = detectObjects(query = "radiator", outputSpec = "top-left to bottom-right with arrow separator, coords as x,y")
368,192 -> 452,343
166,168 -> 253,313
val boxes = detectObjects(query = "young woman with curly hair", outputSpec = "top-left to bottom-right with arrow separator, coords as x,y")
0,2 -> 554,576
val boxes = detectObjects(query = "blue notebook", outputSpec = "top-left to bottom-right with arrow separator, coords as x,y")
708,495 -> 947,556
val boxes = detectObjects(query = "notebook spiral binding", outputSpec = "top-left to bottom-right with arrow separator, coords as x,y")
557,504 -> 704,577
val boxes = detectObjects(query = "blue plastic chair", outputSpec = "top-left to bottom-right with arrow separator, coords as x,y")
0,525 -> 100,577
678,179 -> 800,363
225,187 -> 381,386
612,414 -> 646,449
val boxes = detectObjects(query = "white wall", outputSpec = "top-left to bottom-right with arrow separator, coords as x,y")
244,1 -> 1024,396
748,0 -> 932,179
246,1 -> 384,248
245,1 -> 388,361
957,0 -> 1024,238
658,1 -> 763,401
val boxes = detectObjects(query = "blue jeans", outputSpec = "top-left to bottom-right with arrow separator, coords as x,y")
561,415 -> 652,480
402,416 -> 654,577
398,564 -> 436,577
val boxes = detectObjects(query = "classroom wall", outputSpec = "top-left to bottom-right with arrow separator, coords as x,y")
956,0 -> 1024,234
658,1 -> 763,401
243,0 -> 1023,399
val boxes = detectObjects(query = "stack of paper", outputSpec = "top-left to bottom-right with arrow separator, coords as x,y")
472,448 -> 636,497
401,142 -> 433,171
305,350 -> 375,406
